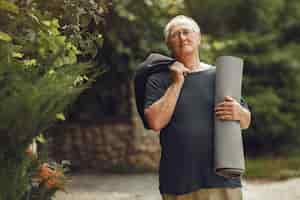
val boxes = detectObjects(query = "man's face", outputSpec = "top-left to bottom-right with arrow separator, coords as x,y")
167,24 -> 201,57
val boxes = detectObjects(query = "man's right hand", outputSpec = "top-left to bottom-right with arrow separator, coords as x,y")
169,61 -> 190,84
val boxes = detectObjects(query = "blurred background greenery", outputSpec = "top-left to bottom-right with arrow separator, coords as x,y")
101,0 -> 300,156
96,0 -> 300,180
1,1 -> 300,198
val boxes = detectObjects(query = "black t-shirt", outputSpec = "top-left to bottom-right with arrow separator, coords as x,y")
144,66 -> 242,195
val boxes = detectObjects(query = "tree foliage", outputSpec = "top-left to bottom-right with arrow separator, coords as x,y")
186,0 -> 300,155
69,0 -> 186,120
0,0 -> 107,198
93,0 -> 300,155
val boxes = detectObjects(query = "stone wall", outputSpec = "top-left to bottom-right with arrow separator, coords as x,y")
48,82 -> 161,172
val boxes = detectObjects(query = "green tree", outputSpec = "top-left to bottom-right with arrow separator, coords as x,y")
0,0 -> 105,199
67,0 -> 186,121
186,0 -> 300,155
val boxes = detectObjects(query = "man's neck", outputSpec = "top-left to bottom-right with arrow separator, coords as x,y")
175,53 -> 202,71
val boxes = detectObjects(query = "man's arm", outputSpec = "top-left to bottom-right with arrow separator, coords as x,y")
144,81 -> 183,131
239,106 -> 251,129
144,62 -> 190,132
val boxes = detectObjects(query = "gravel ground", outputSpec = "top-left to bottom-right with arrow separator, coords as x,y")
55,173 -> 300,200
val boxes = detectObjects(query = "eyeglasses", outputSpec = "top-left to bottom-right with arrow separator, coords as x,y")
169,28 -> 195,40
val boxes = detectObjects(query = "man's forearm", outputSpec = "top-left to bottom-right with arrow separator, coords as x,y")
144,81 -> 184,131
240,107 -> 251,130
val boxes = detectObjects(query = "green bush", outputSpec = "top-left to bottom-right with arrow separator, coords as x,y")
0,1 -> 104,199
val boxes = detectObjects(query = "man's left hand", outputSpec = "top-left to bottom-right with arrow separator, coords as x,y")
215,96 -> 242,121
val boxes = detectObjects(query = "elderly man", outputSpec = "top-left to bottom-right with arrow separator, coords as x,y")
143,15 -> 251,200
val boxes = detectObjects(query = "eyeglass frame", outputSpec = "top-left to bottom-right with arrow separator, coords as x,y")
168,28 -> 196,40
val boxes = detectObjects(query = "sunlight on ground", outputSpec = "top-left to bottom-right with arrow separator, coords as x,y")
55,174 -> 300,200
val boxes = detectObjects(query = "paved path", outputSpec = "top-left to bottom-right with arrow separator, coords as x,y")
56,173 -> 300,200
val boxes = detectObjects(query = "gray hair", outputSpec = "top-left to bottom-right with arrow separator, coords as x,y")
164,15 -> 201,42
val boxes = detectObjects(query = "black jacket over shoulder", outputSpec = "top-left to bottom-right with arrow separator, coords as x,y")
134,53 -> 175,129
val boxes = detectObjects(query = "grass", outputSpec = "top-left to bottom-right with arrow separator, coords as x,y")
107,157 -> 300,181
245,154 -> 300,181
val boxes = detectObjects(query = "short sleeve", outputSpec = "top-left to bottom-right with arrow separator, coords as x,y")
240,97 -> 251,111
144,73 -> 169,110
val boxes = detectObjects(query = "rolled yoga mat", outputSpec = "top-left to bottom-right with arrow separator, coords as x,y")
214,56 -> 245,178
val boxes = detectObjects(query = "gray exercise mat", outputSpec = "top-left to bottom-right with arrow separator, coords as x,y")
214,56 -> 245,178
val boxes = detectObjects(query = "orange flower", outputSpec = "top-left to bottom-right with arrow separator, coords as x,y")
39,163 -> 55,180
37,163 -> 65,190
31,162 -> 67,191
45,177 -> 63,189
